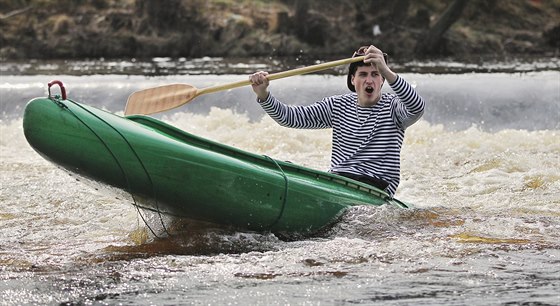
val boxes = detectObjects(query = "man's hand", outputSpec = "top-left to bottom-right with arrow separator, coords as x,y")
249,71 -> 270,101
363,45 -> 397,84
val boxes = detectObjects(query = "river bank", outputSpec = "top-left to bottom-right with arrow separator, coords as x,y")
1,0 -> 559,62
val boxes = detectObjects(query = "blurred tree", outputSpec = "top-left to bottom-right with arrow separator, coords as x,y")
293,0 -> 309,37
543,24 -> 560,47
390,0 -> 410,24
135,0 -> 185,32
415,0 -> 468,55
291,0 -> 327,46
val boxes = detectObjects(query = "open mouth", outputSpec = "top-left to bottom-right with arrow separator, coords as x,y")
365,86 -> 374,94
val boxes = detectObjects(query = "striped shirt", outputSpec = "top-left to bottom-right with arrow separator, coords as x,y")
258,75 -> 425,196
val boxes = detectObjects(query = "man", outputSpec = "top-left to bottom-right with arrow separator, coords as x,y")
249,45 -> 425,197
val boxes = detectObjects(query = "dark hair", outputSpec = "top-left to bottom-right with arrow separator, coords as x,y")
347,52 -> 388,92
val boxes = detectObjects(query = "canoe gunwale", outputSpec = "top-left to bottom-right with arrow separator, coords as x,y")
126,114 -> 404,206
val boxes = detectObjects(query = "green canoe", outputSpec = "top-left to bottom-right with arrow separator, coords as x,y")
23,84 -> 409,238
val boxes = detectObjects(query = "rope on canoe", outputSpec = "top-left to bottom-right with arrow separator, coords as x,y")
263,156 -> 288,229
59,99 -> 170,238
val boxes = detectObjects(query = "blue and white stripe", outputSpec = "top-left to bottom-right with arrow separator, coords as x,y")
258,75 -> 425,196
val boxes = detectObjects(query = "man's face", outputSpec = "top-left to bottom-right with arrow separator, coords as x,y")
351,65 -> 384,106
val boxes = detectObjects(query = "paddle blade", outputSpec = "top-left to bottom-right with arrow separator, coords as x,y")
124,84 -> 198,115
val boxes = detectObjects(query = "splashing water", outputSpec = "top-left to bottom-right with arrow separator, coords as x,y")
1,66 -> 559,304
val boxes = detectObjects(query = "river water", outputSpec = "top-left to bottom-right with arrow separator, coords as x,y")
1,57 -> 559,305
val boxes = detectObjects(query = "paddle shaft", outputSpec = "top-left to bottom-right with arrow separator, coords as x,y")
124,55 -> 366,115
196,56 -> 366,96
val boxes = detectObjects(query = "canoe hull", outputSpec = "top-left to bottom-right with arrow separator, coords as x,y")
23,96 -> 407,237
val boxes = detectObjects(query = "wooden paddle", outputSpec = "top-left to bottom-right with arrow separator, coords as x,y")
124,56 -> 365,115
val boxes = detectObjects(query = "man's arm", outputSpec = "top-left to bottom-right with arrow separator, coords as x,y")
390,75 -> 425,129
